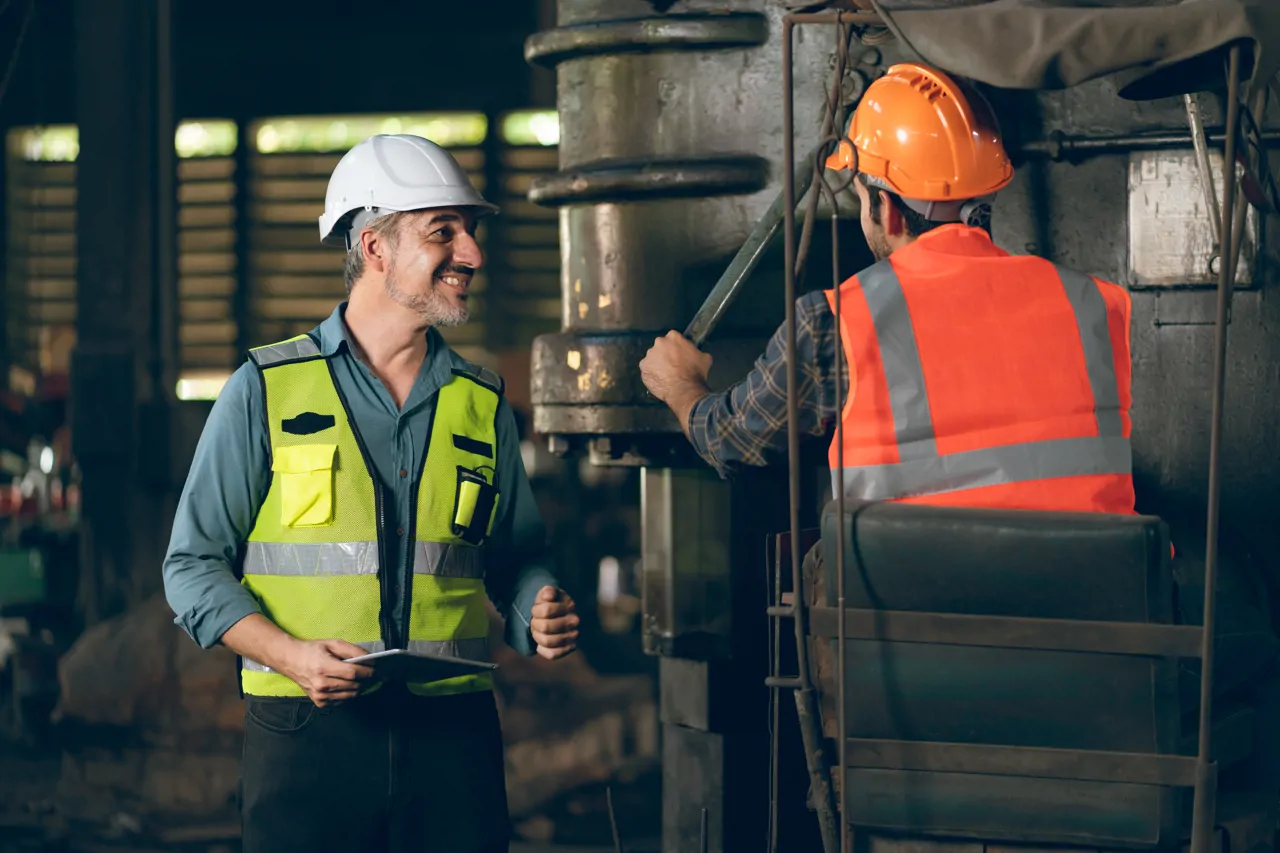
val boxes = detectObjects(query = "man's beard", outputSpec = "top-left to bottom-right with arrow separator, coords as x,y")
867,227 -> 893,261
384,261 -> 470,328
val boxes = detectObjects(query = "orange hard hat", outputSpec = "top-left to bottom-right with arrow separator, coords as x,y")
825,63 -> 1014,205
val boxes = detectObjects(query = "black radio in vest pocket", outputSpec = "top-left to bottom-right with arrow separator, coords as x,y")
452,467 -> 498,545
451,434 -> 493,458
282,412 -> 337,435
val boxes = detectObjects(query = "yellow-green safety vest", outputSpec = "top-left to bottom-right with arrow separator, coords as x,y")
238,333 -> 502,698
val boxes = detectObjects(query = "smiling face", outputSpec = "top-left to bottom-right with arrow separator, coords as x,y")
379,207 -> 483,328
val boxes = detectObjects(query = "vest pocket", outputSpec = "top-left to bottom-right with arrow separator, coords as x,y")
272,444 -> 338,527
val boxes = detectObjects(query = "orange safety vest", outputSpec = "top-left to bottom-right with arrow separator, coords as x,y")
825,224 -> 1135,513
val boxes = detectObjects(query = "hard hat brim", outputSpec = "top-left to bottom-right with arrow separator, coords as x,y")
319,198 -> 501,248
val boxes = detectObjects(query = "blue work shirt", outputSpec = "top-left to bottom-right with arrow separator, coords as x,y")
162,303 -> 557,656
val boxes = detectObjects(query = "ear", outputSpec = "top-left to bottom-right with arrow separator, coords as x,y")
359,227 -> 391,274
879,190 -> 907,237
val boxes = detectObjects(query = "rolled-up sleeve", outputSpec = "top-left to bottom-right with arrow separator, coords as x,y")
162,363 -> 271,649
687,291 -> 842,478
483,397 -> 558,656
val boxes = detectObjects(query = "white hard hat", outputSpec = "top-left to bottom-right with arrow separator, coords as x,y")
318,134 -> 499,248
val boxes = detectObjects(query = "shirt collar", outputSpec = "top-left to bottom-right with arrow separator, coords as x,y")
315,302 -> 456,398
899,223 -> 1009,260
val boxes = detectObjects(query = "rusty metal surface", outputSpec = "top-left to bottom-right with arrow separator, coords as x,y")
527,155 -> 770,206
1127,149 -> 1260,288
524,11 -> 768,66
526,0 -> 832,462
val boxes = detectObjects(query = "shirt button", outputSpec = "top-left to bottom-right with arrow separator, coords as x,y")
396,527 -> 404,537
399,468 -> 408,478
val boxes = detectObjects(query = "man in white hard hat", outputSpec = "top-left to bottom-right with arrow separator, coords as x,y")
162,134 -> 579,853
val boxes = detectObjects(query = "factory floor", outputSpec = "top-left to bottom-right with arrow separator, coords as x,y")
0,740 -> 661,853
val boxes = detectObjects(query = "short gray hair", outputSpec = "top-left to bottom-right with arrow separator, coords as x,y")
343,211 -> 412,294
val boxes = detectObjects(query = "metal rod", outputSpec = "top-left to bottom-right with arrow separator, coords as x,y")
770,539 -> 783,853
787,10 -> 883,25
153,0 -> 177,403
833,149 -> 851,853
700,807 -> 709,853
795,28 -> 851,283
824,21 -> 853,853
684,151 -> 818,346
607,785 -> 625,853
1020,129 -> 1280,159
1189,42 -> 1241,853
1184,94 -> 1222,249
782,18 -> 840,853
781,10 -> 807,707
1226,85 -> 1269,282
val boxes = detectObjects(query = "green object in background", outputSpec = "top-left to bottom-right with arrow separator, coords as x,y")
0,549 -> 46,608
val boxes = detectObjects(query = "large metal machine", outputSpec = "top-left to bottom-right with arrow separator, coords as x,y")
526,2 -> 1280,851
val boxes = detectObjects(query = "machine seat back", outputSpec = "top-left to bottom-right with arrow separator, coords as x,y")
807,501 -> 1221,850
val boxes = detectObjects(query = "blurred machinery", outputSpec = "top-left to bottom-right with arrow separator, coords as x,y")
526,3 -> 843,850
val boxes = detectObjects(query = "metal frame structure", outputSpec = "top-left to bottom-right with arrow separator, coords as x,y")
763,9 -> 1258,853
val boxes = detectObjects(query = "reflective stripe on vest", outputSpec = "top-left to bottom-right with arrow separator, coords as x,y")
242,541 -> 484,578
828,258 -> 1132,505
239,336 -> 501,698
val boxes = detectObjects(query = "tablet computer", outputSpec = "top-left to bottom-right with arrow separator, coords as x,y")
343,649 -> 498,684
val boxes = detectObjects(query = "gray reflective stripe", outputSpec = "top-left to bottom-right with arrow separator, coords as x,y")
859,260 -> 937,459
408,637 -> 490,662
243,637 -> 490,673
243,541 -> 379,576
837,435 -> 1133,502
1056,265 -> 1123,436
250,336 -> 321,367
243,541 -> 483,578
413,542 -> 484,579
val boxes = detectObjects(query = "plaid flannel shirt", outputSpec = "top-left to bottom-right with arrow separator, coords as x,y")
687,291 -> 846,477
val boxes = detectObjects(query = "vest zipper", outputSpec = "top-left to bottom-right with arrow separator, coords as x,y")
325,360 -> 396,649
403,399 -> 437,649
377,484 -> 397,648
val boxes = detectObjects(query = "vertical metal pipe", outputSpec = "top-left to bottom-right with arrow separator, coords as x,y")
783,19 -> 840,853
1188,43 -> 1242,853
152,0 -> 177,402
770,536 -> 782,853
831,156 -> 850,853
1225,86 -> 1268,283
232,119 -> 253,359
826,24 -> 851,853
781,15 -> 805,696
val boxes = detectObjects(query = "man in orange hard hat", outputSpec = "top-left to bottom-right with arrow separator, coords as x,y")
639,62 -> 1279,721
640,62 -> 1135,514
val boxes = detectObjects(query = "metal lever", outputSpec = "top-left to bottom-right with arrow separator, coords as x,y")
683,150 -> 819,347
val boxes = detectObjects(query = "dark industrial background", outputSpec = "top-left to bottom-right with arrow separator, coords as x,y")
0,2 -> 660,851
1,1 -> 1278,853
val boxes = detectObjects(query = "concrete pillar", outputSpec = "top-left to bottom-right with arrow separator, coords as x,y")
71,0 -> 179,623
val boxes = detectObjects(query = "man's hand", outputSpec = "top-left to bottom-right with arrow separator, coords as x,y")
639,331 -> 714,437
276,638 -> 375,707
639,331 -> 712,404
530,585 -> 579,661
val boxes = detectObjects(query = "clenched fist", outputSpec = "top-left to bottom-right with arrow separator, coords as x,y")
530,585 -> 579,661
638,331 -> 713,404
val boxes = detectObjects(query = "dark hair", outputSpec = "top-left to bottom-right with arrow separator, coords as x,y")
858,173 -> 947,238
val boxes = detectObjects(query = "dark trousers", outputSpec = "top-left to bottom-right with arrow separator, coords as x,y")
240,685 -> 510,853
